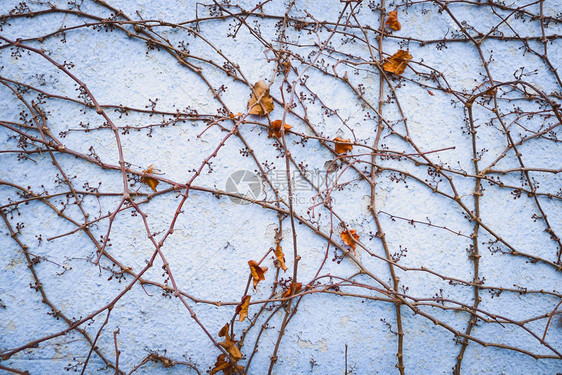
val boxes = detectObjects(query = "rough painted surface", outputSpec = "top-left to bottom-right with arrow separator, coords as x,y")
0,1 -> 561,374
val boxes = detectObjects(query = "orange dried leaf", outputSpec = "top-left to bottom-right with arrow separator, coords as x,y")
236,295 -> 251,322
248,260 -> 267,288
141,165 -> 159,192
221,342 -> 241,362
229,112 -> 242,119
247,80 -> 274,116
219,323 -> 230,339
382,50 -> 412,76
484,87 -> 498,96
282,60 -> 291,74
274,245 -> 288,272
385,10 -> 401,31
334,137 -> 353,154
210,354 -> 230,375
268,120 -> 293,138
283,282 -> 303,298
219,340 -> 242,362
217,323 -> 242,362
341,229 -> 360,251
210,354 -> 244,375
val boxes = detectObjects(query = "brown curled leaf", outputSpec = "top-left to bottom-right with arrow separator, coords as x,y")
282,59 -> 291,74
236,295 -> 251,322
141,165 -> 159,192
385,10 -> 401,31
248,260 -> 267,288
269,120 -> 293,138
210,354 -> 230,375
217,323 -> 242,362
210,354 -> 244,375
274,245 -> 288,272
219,323 -> 230,339
283,282 -> 303,298
334,137 -> 353,154
247,80 -> 274,116
341,229 -> 360,252
382,50 -> 412,76
219,339 -> 242,363
146,353 -> 174,368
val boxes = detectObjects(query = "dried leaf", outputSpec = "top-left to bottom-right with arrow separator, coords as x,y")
229,112 -> 242,119
220,340 -> 242,362
385,10 -> 401,31
141,165 -> 159,192
484,87 -> 497,97
282,60 -> 291,74
274,245 -> 288,272
382,50 -> 412,76
341,229 -> 360,251
210,354 -> 244,375
334,137 -> 353,154
147,353 -> 174,368
219,323 -> 230,339
236,295 -> 251,322
217,323 -> 242,362
210,355 -> 231,375
268,120 -> 293,138
247,80 -> 274,116
283,282 -> 302,298
248,260 -> 267,288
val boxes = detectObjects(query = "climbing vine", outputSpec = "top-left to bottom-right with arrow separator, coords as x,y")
0,0 -> 561,374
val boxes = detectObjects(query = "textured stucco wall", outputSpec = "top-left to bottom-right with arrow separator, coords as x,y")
0,0 -> 561,374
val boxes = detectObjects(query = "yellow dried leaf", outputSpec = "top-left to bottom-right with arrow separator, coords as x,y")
334,137 -> 353,154
247,80 -> 274,116
236,295 -> 251,322
141,165 -> 159,192
385,10 -> 401,31
274,245 -> 288,272
382,50 -> 412,76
